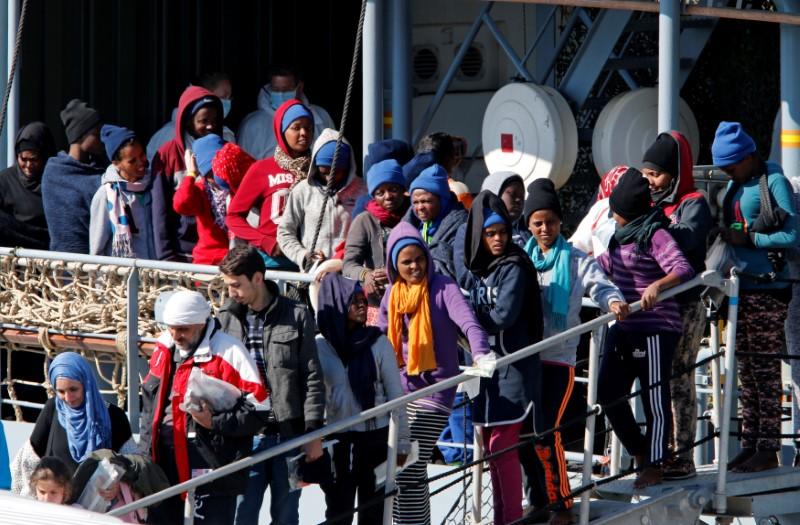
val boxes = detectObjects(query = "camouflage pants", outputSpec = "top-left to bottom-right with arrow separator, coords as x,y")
737,292 -> 788,451
668,300 -> 706,459
785,283 -> 800,444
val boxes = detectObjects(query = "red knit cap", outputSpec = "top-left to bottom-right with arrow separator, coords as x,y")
211,143 -> 256,194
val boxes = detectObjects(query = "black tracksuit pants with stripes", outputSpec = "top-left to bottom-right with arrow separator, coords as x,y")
597,325 -> 679,465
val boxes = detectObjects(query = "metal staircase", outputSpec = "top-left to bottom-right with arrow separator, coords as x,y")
594,465 -> 800,524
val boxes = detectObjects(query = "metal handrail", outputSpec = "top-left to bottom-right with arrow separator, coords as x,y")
0,247 -> 315,282
108,270 -> 731,520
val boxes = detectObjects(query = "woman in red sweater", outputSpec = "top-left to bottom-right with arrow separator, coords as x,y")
173,135 -> 254,265
226,99 -> 314,271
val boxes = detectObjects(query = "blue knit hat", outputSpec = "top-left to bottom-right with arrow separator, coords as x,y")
391,237 -> 425,271
281,103 -> 314,133
482,210 -> 505,229
409,164 -> 450,203
402,152 -> 436,186
101,124 -> 136,160
711,121 -> 757,167
365,139 -> 413,172
367,159 -> 406,196
189,96 -> 218,116
193,134 -> 226,176
316,140 -> 351,170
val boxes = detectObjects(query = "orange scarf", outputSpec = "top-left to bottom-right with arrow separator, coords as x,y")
387,279 -> 437,375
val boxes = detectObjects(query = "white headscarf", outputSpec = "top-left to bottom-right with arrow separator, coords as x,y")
162,290 -> 210,326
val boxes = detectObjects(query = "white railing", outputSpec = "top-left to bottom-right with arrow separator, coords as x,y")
0,247 -> 313,430
97,269 -> 739,525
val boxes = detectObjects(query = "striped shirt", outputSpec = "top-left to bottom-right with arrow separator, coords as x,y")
597,228 -> 694,333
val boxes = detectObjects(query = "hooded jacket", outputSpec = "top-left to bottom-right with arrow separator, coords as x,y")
41,152 -> 104,253
237,89 -> 334,160
479,171 -> 531,248
378,222 -> 491,414
454,191 -> 543,426
650,132 -> 713,301
145,106 -> 235,162
0,122 -> 56,249
89,165 -> 158,259
277,129 -> 366,268
226,99 -> 310,265
402,194 -> 468,281
139,319 -> 268,495
151,86 -> 224,261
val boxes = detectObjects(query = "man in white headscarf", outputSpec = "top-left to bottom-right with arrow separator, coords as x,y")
139,290 -> 269,524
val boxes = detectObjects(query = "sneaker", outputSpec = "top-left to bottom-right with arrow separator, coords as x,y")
661,456 -> 697,480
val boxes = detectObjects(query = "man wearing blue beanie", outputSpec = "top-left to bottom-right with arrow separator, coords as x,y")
712,120 -> 799,474
404,163 -> 467,279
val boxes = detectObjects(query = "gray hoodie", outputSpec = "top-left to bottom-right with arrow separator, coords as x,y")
315,334 -> 411,453
277,128 -> 366,269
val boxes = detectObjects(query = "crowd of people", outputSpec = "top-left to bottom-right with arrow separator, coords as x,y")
1,69 -> 800,525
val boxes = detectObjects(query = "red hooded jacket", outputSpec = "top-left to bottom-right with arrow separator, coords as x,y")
226,99 -> 311,262
151,86 -> 223,261
657,131 -> 703,218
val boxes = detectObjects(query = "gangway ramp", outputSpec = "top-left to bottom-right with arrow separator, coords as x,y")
593,465 -> 800,524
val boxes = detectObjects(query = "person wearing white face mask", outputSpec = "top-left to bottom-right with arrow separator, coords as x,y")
146,72 -> 237,162
237,65 -> 334,160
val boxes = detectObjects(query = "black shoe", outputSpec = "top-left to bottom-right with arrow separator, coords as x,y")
661,456 -> 697,480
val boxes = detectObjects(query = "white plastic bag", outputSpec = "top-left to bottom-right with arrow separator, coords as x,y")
178,367 -> 243,413
463,352 -> 497,379
77,457 -> 125,513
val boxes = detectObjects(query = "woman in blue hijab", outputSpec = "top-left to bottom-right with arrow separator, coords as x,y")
11,352 -> 136,496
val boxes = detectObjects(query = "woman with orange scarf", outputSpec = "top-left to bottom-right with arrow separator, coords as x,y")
378,222 -> 491,525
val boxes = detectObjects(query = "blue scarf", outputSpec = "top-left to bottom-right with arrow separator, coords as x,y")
48,352 -> 112,463
525,234 -> 571,330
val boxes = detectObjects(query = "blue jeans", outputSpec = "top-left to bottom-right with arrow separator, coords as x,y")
234,434 -> 300,525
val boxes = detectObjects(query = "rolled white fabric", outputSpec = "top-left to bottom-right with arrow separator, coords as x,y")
162,290 -> 210,326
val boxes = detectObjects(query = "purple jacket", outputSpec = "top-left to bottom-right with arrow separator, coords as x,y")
379,222 -> 490,414
597,228 -> 694,333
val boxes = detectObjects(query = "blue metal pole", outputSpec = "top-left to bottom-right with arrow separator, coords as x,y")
413,2 -> 492,145
481,13 -> 534,82
391,0 -> 412,144
363,0 -> 383,166
780,1 -> 800,178
658,0 -> 680,133
5,0 -> 17,168
0,1 -> 9,169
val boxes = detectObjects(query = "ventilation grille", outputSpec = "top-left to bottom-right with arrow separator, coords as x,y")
457,44 -> 484,80
413,46 -> 439,82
